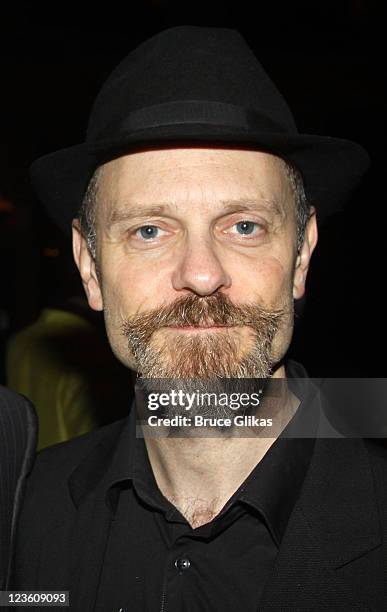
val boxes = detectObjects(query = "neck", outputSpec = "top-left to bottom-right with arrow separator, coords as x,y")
142,363 -> 300,528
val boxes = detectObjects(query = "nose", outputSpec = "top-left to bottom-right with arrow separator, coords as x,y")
171,237 -> 232,296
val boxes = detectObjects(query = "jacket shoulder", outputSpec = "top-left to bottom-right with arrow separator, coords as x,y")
30,417 -> 127,483
12,417 -> 129,589
17,416 -> 127,522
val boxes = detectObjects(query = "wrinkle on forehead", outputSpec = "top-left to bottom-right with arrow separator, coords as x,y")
96,147 -> 294,226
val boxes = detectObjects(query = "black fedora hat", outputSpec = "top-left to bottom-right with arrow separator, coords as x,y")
30,26 -> 370,234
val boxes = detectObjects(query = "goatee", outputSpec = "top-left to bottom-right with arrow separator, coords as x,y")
122,293 -> 289,429
121,292 -> 287,379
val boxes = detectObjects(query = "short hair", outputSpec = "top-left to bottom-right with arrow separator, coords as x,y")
77,158 -> 312,259
77,167 -> 100,259
283,160 -> 313,251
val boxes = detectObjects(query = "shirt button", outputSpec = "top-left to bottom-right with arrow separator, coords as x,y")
175,557 -> 191,572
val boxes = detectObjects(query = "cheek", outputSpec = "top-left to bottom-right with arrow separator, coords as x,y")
100,251 -> 171,321
229,254 -> 294,306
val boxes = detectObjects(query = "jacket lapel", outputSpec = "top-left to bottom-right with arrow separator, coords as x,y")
67,418 -> 128,611
259,435 -> 382,611
68,493 -> 113,611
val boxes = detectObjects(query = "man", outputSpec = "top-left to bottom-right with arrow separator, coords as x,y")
12,26 -> 387,611
0,386 -> 37,590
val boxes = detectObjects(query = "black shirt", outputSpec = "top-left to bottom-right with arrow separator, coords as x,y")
95,361 -> 320,611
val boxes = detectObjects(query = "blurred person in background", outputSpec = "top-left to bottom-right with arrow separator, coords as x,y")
6,237 -> 133,449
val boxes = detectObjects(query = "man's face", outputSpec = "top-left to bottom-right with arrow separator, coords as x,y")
73,146 -> 317,379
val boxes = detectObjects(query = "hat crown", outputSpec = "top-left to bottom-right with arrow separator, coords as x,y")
86,26 -> 297,140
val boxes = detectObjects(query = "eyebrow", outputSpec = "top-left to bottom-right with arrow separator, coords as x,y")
106,198 -> 284,229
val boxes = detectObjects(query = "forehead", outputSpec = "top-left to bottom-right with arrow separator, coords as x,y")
96,146 -> 292,220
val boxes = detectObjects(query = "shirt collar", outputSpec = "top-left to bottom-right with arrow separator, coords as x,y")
237,431 -> 316,546
217,360 -> 320,545
105,359 -> 321,542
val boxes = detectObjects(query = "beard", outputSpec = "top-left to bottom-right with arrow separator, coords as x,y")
120,293 -> 289,428
121,292 -> 287,378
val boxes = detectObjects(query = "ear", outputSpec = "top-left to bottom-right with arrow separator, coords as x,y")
293,207 -> 318,300
72,219 -> 103,311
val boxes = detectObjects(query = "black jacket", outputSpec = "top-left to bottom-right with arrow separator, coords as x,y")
12,394 -> 387,611
0,386 -> 37,590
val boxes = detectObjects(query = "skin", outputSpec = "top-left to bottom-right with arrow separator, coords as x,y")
72,145 -> 318,527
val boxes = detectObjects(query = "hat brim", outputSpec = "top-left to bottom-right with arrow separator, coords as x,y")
30,124 -> 370,235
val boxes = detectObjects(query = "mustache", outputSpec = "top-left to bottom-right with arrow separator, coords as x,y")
121,292 -> 287,344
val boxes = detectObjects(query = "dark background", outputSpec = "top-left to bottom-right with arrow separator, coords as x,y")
1,0 -> 385,380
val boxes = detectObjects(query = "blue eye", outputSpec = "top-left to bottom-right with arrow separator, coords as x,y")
235,221 -> 257,235
137,225 -> 159,239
